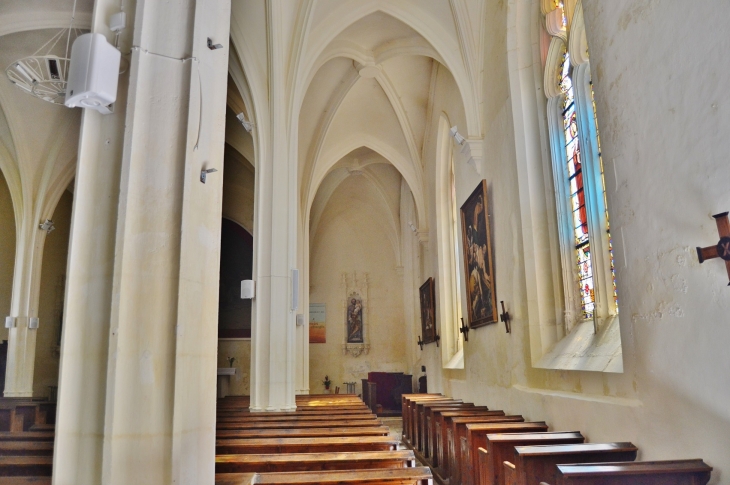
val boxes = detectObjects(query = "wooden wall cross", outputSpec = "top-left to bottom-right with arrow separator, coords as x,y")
696,211 -> 730,286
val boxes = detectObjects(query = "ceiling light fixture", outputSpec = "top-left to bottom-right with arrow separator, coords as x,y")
449,126 -> 466,145
236,112 -> 254,133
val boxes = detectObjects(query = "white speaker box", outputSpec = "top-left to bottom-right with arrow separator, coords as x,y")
241,280 -> 255,299
65,33 -> 121,114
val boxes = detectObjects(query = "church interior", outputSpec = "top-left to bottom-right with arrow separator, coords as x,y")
0,0 -> 727,483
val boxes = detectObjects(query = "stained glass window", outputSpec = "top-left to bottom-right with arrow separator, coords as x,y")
591,83 -> 619,312
559,48 -> 617,319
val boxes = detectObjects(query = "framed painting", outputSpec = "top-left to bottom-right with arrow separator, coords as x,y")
346,293 -> 364,344
419,277 -> 437,344
460,180 -> 498,328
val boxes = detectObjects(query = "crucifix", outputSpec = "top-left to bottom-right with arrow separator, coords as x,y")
499,301 -> 512,334
417,336 -> 424,351
696,212 -> 730,286
459,318 -> 469,342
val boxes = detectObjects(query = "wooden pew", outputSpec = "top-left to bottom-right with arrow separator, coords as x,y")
216,426 -> 391,440
0,442 -> 54,457
216,414 -> 376,424
0,456 -> 52,476
0,433 -> 54,442
510,442 -> 638,485
551,459 -> 712,485
218,406 -> 375,418
215,418 -> 382,430
461,422 -> 549,485
216,436 -> 399,455
447,416 -> 525,485
402,396 -> 452,447
478,431 -> 585,485
216,450 -> 416,473
412,399 -> 462,451
0,478 -> 51,485
430,409 -> 494,470
401,395 -> 443,443
420,403 -> 474,458
216,467 -> 434,484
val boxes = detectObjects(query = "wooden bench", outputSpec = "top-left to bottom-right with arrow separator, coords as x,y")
216,426 -> 391,440
216,418 -> 382,430
217,409 -> 374,418
0,456 -> 52,476
0,401 -> 55,433
430,408 -> 495,469
402,397 -> 456,447
477,431 -> 585,485
216,466 -> 434,484
216,436 -> 399,455
217,414 -> 377,424
420,403 -> 475,457
446,416 -> 525,485
0,433 -> 54,442
551,459 -> 712,485
216,450 -> 416,473
408,398 -> 462,450
401,394 -> 443,443
0,442 -> 54,457
507,442 -> 638,485
460,422 -> 549,485
0,478 -> 51,484
412,400 -> 462,451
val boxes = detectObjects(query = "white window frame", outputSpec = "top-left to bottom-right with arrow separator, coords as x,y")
544,39 -> 617,332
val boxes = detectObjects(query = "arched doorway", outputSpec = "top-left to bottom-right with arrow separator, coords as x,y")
218,218 -> 253,339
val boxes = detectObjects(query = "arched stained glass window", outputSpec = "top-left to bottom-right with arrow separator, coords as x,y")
558,48 -> 617,320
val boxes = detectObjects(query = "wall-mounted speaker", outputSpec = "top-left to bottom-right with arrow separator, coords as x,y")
64,33 -> 121,114
241,280 -> 255,299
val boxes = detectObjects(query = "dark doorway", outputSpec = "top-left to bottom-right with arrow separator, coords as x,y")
218,219 -> 253,338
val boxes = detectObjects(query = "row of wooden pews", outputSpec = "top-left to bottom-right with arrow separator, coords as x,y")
215,394 -> 434,484
0,399 -> 58,483
402,393 -> 713,485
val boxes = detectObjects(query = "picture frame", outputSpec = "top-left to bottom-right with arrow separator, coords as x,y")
419,277 -> 437,344
460,180 -> 498,328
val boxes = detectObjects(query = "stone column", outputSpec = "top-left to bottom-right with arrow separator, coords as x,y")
4,215 -> 46,397
53,0 -> 230,483
249,0 -> 297,411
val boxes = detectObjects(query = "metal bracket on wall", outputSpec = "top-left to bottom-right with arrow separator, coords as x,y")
459,317 -> 469,342
499,301 -> 511,334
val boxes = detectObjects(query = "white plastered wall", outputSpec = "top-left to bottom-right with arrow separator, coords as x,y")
423,1 -> 730,482
309,170 -> 407,394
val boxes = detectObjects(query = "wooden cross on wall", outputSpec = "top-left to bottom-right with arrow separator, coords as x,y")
696,212 -> 730,286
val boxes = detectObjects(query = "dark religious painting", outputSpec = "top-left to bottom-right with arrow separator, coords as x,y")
419,277 -> 436,344
346,293 -> 364,343
218,218 -> 253,339
460,180 -> 498,328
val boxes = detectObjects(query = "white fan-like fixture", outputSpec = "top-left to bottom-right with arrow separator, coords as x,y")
5,4 -> 82,106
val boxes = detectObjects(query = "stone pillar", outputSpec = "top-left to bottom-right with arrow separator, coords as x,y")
53,0 -> 230,483
249,0 -> 297,412
4,215 -> 46,397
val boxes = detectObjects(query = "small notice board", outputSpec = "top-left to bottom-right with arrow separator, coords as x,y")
309,303 -> 326,343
